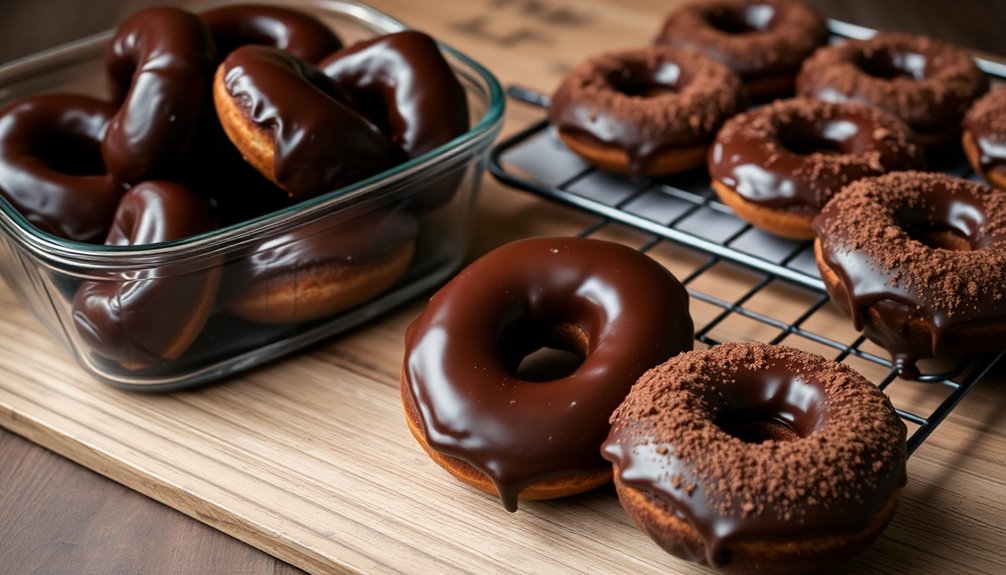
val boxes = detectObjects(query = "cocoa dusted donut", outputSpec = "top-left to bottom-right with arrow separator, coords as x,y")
603,342 -> 907,575
201,3 -> 342,63
797,33 -> 988,147
963,88 -> 1006,190
655,0 -> 827,100
72,181 -> 220,371
104,7 -> 215,184
402,237 -> 693,511
550,47 -> 742,177
213,44 -> 403,200
222,208 -> 416,324
813,172 -> 1006,378
0,94 -> 122,243
708,97 -> 923,239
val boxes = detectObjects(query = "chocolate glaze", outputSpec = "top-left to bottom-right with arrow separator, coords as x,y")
550,47 -> 741,175
709,98 -> 922,211
202,3 -> 342,63
655,0 -> 827,81
603,343 -> 907,569
813,172 -> 1006,376
0,94 -> 122,243
403,237 -> 693,511
320,31 -> 468,158
72,181 -> 220,369
221,45 -> 402,200
964,88 -> 1006,173
797,33 -> 988,139
103,7 -> 215,184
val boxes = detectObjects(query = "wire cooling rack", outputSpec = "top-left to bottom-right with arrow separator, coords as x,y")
488,22 -> 1006,456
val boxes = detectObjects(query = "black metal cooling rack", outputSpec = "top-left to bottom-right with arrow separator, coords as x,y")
488,22 -> 1006,456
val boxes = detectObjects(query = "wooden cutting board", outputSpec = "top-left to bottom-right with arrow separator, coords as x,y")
2,1 -> 1006,574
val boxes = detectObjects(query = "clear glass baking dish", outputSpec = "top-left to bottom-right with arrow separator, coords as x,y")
0,0 -> 504,390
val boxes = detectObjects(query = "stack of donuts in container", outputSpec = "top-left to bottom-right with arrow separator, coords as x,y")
0,3 -> 483,382
401,0 -> 1006,574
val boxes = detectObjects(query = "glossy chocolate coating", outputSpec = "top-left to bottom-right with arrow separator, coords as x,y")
202,3 -> 342,63
0,94 -> 122,243
104,7 -> 215,184
221,45 -> 402,200
709,99 -> 922,211
403,237 -> 693,511
814,173 -> 1006,376
602,345 -> 907,569
72,181 -> 219,369
320,31 -> 469,158
964,90 -> 1006,173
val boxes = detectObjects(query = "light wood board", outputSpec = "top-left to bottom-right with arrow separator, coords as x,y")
2,1 -> 1006,574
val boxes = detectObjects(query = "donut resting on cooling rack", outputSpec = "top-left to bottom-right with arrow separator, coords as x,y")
550,46 -> 742,177
963,88 -> 1006,191
603,342 -> 907,575
813,171 -> 1006,378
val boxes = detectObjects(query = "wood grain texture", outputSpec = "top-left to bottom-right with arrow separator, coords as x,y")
1,1 -> 1006,574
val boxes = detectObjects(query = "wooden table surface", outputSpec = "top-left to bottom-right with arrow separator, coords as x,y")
1,1 -> 1004,574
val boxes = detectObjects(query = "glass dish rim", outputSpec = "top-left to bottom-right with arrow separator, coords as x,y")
0,0 -> 505,263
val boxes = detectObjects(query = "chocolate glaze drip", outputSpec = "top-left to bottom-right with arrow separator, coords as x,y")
319,31 -> 469,158
103,7 -> 215,184
404,237 -> 693,511
964,88 -> 1006,172
813,172 -> 1006,376
72,181 -> 219,369
221,45 -> 402,200
0,94 -> 122,243
202,3 -> 342,63
550,47 -> 741,175
709,98 -> 922,210
603,343 -> 907,569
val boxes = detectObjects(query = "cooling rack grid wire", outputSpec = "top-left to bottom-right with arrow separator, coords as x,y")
488,22 -> 1006,456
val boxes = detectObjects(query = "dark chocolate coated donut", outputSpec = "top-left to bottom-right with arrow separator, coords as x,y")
603,343 -> 907,575
403,237 -> 694,511
72,181 -> 220,370
202,3 -> 342,63
0,94 -> 122,243
103,7 -> 215,184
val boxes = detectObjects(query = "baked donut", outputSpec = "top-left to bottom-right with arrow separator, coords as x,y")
223,209 -> 416,324
709,97 -> 923,239
813,171 -> 1006,378
402,237 -> 693,511
602,342 -> 907,575
0,94 -> 122,243
72,181 -> 220,371
797,33 -> 988,147
550,47 -> 742,176
655,0 -> 827,100
963,88 -> 1006,190
214,44 -> 402,200
103,7 -> 215,184
202,3 -> 342,63
319,31 -> 468,158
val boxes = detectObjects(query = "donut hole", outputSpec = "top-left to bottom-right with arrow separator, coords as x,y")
717,408 -> 801,443
705,4 -> 775,34
42,132 -> 104,176
904,224 -> 973,251
896,206 -> 980,251
502,321 -> 589,382
854,50 -> 928,81
606,62 -> 684,98
776,118 -> 860,156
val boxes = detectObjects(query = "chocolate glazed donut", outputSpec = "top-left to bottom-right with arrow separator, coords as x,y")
0,94 -> 122,243
402,237 -> 693,511
103,7 -> 215,184
320,31 -> 469,211
72,182 -> 220,371
214,44 -> 403,200
202,3 -> 342,63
